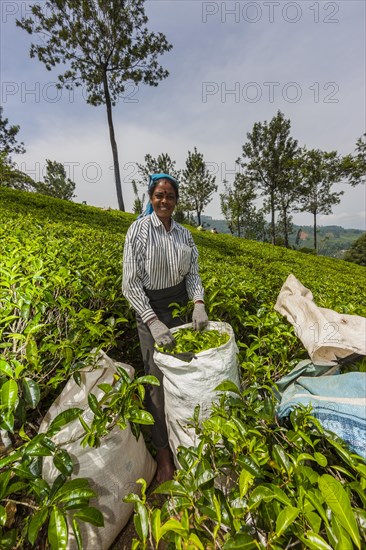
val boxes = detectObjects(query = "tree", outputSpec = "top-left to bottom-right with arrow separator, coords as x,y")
132,180 -> 145,215
135,152 -> 196,223
343,232 -> 366,267
0,152 -> 34,190
239,111 -> 299,244
341,133 -> 366,187
181,147 -> 217,226
275,211 -> 294,248
136,153 -> 180,185
17,0 -> 172,211
298,149 -> 343,251
33,160 -> 76,200
0,107 -> 26,156
220,174 -> 256,238
275,156 -> 302,248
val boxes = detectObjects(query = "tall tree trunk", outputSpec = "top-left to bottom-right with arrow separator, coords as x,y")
197,210 -> 201,226
270,189 -> 276,245
237,215 -> 241,238
284,207 -> 289,248
103,72 -> 125,211
313,211 -> 317,251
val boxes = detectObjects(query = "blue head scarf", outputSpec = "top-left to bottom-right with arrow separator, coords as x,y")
139,173 -> 179,218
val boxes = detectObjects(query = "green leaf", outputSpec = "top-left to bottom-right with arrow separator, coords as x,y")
305,511 -> 322,533
48,507 -> 68,550
154,480 -> 187,496
276,505 -> 299,536
135,375 -> 160,386
0,504 -> 6,527
0,412 -> 14,432
133,502 -> 148,542
331,518 -> 353,550
239,469 -> 254,498
71,518 -> 82,550
47,408 -> 83,436
314,452 -> 327,467
222,532 -> 257,549
160,517 -> 187,536
273,444 -> 292,476
28,508 -> 49,545
0,470 -> 11,500
87,393 -> 100,416
151,508 -> 162,544
53,449 -> 74,476
196,468 -> 216,488
318,474 -> 360,549
73,507 -> 104,527
215,380 -> 241,395
237,455 -> 263,478
128,408 -> 155,425
26,338 -> 39,367
0,359 -> 13,378
97,383 -> 112,394
301,530 -> 333,550
248,486 -> 273,509
53,478 -> 95,502
49,474 -> 67,501
24,434 -> 55,457
0,450 -> 22,469
269,484 -> 292,506
0,379 -> 18,410
305,489 -> 328,526
188,533 -> 205,549
22,378 -> 41,408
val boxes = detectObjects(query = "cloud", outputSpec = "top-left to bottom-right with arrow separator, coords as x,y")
2,0 -> 365,227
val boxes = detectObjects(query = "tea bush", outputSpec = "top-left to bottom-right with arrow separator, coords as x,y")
1,187 -> 365,548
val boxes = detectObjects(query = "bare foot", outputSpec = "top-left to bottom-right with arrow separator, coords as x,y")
156,447 -> 175,484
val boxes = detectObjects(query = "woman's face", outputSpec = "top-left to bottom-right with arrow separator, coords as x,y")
151,180 -> 177,222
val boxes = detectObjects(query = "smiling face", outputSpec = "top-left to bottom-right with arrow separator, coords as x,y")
150,179 -> 177,224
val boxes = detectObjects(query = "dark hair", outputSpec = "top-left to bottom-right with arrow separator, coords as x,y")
148,178 -> 179,201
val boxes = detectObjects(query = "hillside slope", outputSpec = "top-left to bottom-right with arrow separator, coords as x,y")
1,187 -> 366,549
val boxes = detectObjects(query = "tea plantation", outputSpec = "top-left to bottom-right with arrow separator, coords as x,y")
1,187 -> 365,549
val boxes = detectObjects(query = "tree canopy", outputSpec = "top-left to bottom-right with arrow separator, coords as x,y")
298,149 -> 343,251
0,107 -> 26,157
343,232 -> 366,266
181,147 -> 217,226
33,160 -> 76,200
0,152 -> 34,191
239,110 -> 299,245
17,0 -> 172,211
220,174 -> 266,239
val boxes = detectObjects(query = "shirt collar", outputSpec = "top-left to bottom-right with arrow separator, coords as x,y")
150,211 -> 180,233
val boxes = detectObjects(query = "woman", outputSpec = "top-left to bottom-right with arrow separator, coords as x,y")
122,173 -> 208,483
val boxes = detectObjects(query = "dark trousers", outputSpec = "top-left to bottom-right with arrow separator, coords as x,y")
136,281 -> 188,449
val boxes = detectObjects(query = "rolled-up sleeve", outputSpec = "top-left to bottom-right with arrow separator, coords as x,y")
185,233 -> 205,303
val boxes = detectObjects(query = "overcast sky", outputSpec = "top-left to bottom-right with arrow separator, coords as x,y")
1,0 -> 365,229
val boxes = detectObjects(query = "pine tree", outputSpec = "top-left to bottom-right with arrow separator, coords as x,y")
17,0 -> 172,211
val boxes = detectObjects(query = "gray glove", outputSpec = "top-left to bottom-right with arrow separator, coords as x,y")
192,302 -> 208,331
148,318 -> 176,348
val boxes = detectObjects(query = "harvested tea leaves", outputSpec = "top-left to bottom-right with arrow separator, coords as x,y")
156,328 -> 229,354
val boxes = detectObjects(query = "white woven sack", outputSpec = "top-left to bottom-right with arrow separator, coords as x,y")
154,321 -> 240,467
39,350 -> 156,550
274,274 -> 366,364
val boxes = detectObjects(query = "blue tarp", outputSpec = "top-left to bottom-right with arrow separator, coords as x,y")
276,360 -> 366,460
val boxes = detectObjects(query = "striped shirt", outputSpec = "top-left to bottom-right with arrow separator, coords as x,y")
122,212 -> 205,322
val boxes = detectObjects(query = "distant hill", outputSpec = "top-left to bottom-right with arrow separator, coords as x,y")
200,215 -> 364,259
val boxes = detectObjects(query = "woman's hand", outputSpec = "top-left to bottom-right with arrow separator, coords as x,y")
148,318 -> 176,348
192,302 -> 208,331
